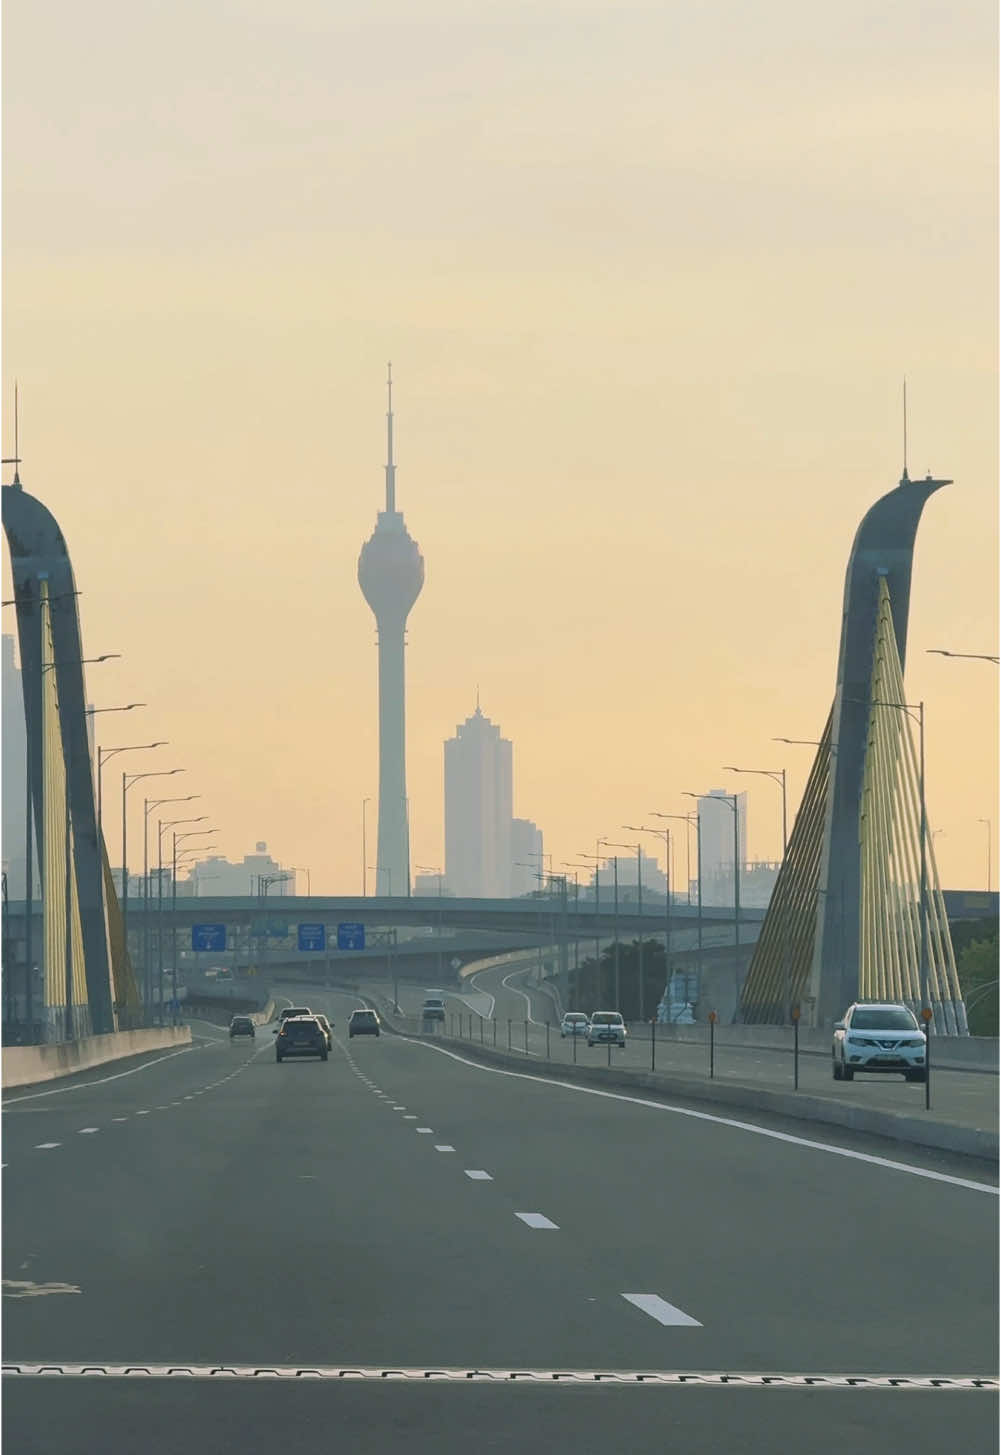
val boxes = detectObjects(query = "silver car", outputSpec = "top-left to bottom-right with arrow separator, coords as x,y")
560,1013 -> 589,1039
832,1002 -> 927,1082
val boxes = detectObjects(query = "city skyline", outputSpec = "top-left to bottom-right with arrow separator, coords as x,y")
1,1 -> 995,897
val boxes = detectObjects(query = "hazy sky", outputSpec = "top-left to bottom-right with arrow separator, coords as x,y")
3,0 -> 998,894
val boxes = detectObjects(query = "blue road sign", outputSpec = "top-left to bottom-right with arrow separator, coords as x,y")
191,923 -> 226,952
337,922 -> 365,951
298,922 -> 327,952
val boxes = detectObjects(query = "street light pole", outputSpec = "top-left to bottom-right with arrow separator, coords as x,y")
723,765 -> 787,856
977,818 -> 992,893
610,839 -> 644,1019
362,798 -> 370,897
626,824 -> 671,1021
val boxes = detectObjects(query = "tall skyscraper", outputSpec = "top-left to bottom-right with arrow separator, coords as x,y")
444,701 -> 513,898
698,788 -> 748,907
358,367 -> 424,897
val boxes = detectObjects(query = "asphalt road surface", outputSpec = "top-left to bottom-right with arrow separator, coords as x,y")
3,987 -> 997,1453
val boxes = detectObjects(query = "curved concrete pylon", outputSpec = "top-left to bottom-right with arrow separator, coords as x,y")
3,481 -> 116,1034
811,472 -> 950,1028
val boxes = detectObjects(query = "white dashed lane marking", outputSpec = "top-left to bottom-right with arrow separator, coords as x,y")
416,1128 -> 433,1134
112,1118 -> 128,1122
135,1111 -> 150,1116
515,1212 -> 559,1229
435,1145 -> 455,1153
403,1115 -> 417,1120
464,1170 -> 493,1180
77,1128 -> 99,1135
34,1143 -> 60,1151
621,1294 -> 702,1328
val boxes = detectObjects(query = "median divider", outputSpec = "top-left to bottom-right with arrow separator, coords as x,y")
364,999 -> 997,1163
2,1026 -> 192,1090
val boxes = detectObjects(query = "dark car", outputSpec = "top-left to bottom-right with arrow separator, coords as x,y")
275,1016 -> 328,1062
315,1013 -> 334,1049
348,1009 -> 381,1038
229,1015 -> 255,1039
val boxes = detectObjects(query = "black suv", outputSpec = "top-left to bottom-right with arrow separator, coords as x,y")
229,1015 -> 255,1039
275,1017 -> 328,1062
348,1009 -> 381,1038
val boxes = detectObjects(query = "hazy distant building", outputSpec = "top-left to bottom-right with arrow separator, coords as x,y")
445,702 -> 513,898
511,818 -> 544,896
699,789 -> 748,907
594,851 -> 666,899
357,367 -> 424,896
414,873 -> 452,897
185,843 -> 290,896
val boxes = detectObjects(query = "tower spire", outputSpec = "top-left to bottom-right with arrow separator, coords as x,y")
901,376 -> 909,485
385,362 -> 396,512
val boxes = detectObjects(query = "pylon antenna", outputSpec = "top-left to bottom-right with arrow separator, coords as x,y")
901,376 -> 909,483
385,362 -> 396,512
2,381 -> 22,487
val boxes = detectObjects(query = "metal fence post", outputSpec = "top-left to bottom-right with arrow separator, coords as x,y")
546,1021 -> 551,1059
792,1005 -> 800,1089
480,1015 -> 484,1044
507,1018 -> 512,1051
709,1011 -> 717,1078
651,1017 -> 656,1072
524,1019 -> 529,1055
493,1018 -> 497,1048
922,1007 -> 932,1110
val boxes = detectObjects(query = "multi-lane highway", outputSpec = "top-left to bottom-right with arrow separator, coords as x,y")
3,986 -> 997,1453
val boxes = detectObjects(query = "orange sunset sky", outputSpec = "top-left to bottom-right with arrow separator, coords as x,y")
3,0 -> 998,893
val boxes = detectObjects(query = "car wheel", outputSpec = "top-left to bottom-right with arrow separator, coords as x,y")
276,1053 -> 282,1063
832,1057 -> 842,1081
320,1050 -> 328,1061
842,1060 -> 854,1081
906,1069 -> 926,1083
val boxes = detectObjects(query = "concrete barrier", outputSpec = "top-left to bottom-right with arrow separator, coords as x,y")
2,1026 -> 192,1090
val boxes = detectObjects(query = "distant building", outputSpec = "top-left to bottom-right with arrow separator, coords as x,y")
444,702 -> 513,898
414,873 -> 452,897
593,851 -> 667,899
185,843 -> 291,896
698,789 -> 748,907
511,819 -> 544,897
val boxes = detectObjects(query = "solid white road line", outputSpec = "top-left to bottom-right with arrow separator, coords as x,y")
409,1041 -> 999,1196
502,970 -> 543,1026
435,1145 -> 455,1152
515,1212 -> 559,1229
621,1293 -> 702,1328
464,1170 -> 493,1180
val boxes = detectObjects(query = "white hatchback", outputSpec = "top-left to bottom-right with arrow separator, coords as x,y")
832,1002 -> 927,1082
587,1011 -> 627,1048
560,1013 -> 589,1039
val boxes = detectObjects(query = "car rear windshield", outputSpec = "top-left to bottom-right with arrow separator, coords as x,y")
565,1015 -> 586,1022
590,1013 -> 621,1025
352,1011 -> 376,1022
231,1019 -> 252,1028
285,1021 -> 319,1038
283,1007 -> 311,1018
850,1007 -> 919,1031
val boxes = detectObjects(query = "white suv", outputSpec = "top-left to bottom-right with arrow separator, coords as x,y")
588,1011 -> 627,1048
560,1013 -> 589,1039
832,1002 -> 927,1082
